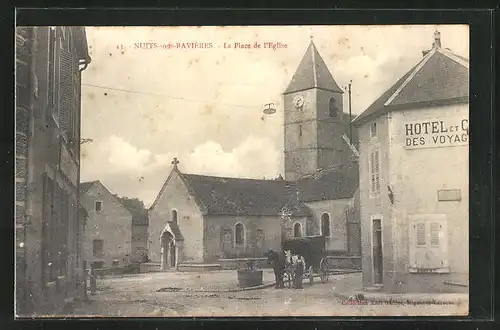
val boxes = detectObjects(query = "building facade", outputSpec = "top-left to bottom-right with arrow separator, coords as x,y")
15,26 -> 91,316
80,181 -> 133,269
353,31 -> 469,293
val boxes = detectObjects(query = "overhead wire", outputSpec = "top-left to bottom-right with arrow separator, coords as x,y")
81,82 -> 272,109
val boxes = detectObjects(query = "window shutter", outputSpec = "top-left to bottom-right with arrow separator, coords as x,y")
416,223 -> 426,246
370,152 -> 375,194
410,219 -> 427,269
374,150 -> 380,193
59,46 -> 74,139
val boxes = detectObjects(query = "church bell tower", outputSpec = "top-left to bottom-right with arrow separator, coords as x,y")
283,38 -> 346,181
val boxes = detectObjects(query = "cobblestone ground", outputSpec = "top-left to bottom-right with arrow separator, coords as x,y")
71,271 -> 468,317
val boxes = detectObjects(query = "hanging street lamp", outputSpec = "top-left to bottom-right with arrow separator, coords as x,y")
263,103 -> 276,115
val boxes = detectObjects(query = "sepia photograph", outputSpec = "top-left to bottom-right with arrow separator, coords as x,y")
15,24 -> 469,317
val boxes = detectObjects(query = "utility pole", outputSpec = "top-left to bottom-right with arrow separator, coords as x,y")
347,80 -> 353,142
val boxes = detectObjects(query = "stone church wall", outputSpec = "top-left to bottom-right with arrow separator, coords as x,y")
305,199 -> 351,252
203,215 -> 284,262
148,170 -> 204,263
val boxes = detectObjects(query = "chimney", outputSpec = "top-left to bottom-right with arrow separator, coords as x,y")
433,30 -> 441,49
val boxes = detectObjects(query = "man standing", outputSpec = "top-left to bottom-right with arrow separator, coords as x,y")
268,250 -> 285,289
89,266 -> 97,296
293,255 -> 304,289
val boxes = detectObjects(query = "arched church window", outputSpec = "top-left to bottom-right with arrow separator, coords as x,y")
321,213 -> 331,237
235,223 -> 245,246
329,97 -> 338,117
171,209 -> 178,223
293,222 -> 302,237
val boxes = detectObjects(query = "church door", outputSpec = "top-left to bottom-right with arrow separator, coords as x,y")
161,231 -> 174,271
169,241 -> 176,268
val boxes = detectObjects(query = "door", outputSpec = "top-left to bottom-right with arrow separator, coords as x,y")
169,241 -> 176,268
372,219 -> 383,284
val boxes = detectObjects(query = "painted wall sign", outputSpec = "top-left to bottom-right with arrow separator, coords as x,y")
404,119 -> 469,149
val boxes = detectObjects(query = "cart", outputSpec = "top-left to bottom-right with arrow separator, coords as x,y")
282,235 -> 330,286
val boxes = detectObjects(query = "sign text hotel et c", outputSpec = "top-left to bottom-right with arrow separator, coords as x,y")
404,118 -> 469,149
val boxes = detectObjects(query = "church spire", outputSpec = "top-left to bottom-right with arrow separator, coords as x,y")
283,38 -> 343,95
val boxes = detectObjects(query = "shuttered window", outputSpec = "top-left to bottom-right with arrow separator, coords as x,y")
409,215 -> 449,272
369,149 -> 381,196
59,47 -> 74,138
48,28 -> 58,121
50,27 -> 79,154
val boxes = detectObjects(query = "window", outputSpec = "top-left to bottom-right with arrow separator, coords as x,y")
235,223 -> 245,246
171,209 -> 178,223
321,213 -> 330,237
329,97 -> 338,117
369,149 -> 381,196
409,215 -> 448,272
293,223 -> 302,237
94,201 -> 102,212
370,122 -> 377,138
93,239 -> 104,257
256,229 -> 264,249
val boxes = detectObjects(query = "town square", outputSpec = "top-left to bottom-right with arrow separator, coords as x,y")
15,24 -> 469,317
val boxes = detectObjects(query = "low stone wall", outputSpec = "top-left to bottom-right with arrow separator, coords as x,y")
140,262 -> 161,273
324,256 -> 362,270
218,258 -> 272,270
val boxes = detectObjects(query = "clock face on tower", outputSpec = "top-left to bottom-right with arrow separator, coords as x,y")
293,95 -> 304,109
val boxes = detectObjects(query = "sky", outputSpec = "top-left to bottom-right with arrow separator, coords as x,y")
79,25 -> 469,206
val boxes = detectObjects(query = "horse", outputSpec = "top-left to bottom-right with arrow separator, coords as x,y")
267,249 -> 286,289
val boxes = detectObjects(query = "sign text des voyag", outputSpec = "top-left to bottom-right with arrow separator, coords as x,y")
404,119 -> 468,149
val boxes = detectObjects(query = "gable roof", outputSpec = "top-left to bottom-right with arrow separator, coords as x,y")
353,36 -> 469,127
181,174 -> 311,217
79,180 -> 133,217
80,181 -> 98,194
150,161 -> 359,218
284,40 -> 343,95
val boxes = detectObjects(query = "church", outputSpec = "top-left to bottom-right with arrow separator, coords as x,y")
147,39 -> 361,270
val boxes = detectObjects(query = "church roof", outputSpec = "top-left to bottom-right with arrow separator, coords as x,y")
296,165 -> 359,203
181,174 -> 311,217
284,40 -> 343,95
353,32 -> 469,126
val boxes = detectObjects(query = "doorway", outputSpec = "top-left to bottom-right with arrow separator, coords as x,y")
372,219 -> 383,285
169,241 -> 176,268
161,232 -> 175,270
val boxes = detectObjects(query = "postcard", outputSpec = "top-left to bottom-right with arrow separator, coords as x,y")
15,24 -> 469,317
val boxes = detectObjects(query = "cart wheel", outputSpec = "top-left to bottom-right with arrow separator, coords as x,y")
309,266 -> 314,285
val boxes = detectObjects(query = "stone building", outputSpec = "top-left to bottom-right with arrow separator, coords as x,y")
80,181 -> 133,269
147,39 -> 361,270
15,26 -> 91,315
353,31 -> 469,293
